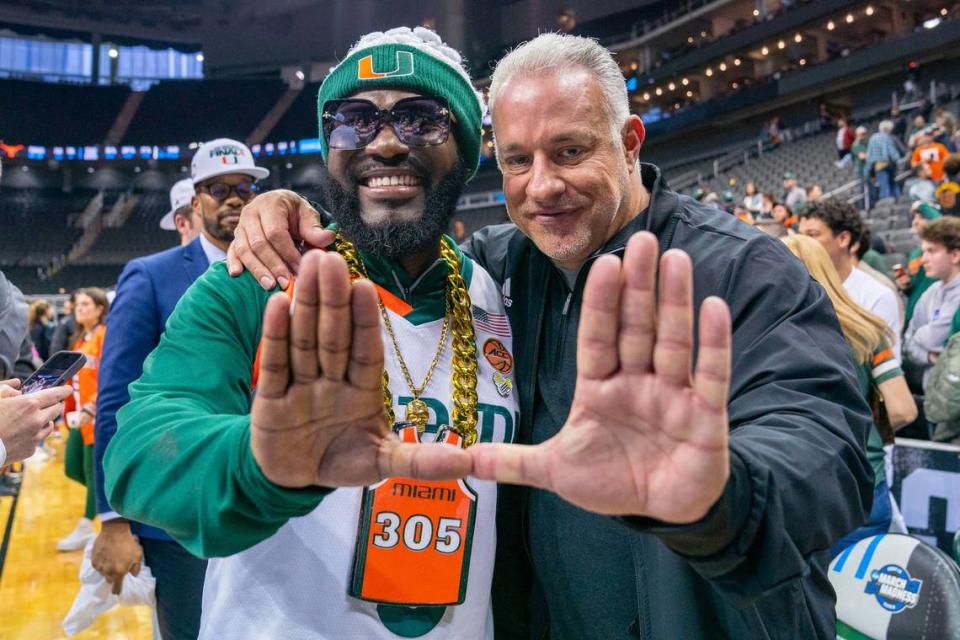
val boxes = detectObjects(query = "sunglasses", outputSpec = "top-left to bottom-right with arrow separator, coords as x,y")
198,181 -> 258,202
321,96 -> 451,150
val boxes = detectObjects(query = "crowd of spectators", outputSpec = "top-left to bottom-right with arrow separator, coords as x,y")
686,94 -> 960,449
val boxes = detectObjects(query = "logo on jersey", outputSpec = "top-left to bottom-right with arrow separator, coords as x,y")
865,564 -> 922,613
357,51 -> 415,80
483,338 -> 513,374
493,371 -> 513,398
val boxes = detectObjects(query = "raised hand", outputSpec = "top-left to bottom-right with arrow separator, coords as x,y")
250,250 -> 472,489
226,189 -> 334,289
469,232 -> 733,523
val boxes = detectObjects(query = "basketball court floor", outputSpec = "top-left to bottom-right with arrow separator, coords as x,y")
0,429 -> 152,640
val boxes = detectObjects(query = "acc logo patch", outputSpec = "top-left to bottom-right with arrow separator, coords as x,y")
864,564 -> 922,613
483,339 -> 513,374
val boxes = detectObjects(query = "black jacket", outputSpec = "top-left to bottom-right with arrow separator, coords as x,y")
463,164 -> 873,639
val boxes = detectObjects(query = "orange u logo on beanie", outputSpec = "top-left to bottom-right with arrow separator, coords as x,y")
357,51 -> 415,80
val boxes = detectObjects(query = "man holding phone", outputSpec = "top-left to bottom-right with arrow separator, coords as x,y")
0,379 -> 71,466
91,138 -> 268,640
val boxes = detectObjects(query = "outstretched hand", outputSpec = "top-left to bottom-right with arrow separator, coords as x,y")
227,190 -> 334,290
250,250 -> 472,489
469,232 -> 733,523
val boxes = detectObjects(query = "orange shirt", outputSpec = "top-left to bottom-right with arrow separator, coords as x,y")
911,143 -> 950,182
72,324 -> 106,445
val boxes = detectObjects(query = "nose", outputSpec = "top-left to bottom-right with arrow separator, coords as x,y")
525,154 -> 565,204
224,193 -> 244,207
364,123 -> 410,161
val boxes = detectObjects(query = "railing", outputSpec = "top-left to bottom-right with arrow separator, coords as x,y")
45,191 -> 107,279
666,117 -> 826,192
599,0 -> 720,49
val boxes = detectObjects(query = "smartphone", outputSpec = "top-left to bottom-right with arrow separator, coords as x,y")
20,351 -> 87,394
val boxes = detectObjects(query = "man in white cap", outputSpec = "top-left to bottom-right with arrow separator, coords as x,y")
159,178 -> 199,246
91,138 -> 267,640
189,137 -> 270,264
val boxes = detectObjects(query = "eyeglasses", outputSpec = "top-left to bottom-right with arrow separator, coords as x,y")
198,181 -> 258,202
321,96 -> 451,150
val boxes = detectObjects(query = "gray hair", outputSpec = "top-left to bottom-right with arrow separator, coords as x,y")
488,32 -> 630,145
878,120 -> 894,133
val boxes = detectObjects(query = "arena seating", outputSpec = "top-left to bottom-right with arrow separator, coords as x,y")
0,79 -> 130,145
0,74 -> 953,296
268,82 -> 322,142
0,189 -> 90,267
122,79 -> 288,144
78,191 -> 177,265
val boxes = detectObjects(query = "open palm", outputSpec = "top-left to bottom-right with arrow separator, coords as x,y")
250,250 -> 471,489
470,232 -> 732,523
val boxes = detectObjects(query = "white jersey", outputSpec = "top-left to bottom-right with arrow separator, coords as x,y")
199,257 -> 519,640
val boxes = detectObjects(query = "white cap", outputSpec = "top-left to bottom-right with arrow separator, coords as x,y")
160,178 -> 196,230
191,138 -> 269,185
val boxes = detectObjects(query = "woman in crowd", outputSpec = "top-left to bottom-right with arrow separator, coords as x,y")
742,181 -> 763,214
783,236 -> 917,555
28,299 -> 55,361
57,288 -> 109,552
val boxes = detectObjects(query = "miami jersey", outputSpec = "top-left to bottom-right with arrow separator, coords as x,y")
198,250 -> 519,640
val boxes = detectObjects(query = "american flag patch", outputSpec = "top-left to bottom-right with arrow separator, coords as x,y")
472,305 -> 510,337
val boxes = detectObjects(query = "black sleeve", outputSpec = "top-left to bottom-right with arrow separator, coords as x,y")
625,235 -> 873,606
460,223 -> 519,285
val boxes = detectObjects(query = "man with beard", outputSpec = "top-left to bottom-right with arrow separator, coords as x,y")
103,28 -> 517,639
227,31 -> 873,639
91,138 -> 267,640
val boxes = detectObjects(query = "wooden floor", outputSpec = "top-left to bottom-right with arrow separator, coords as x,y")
0,431 -> 153,640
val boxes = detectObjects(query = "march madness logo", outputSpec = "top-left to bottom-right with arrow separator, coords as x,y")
208,145 -> 246,165
864,564 -> 923,613
357,51 -> 414,80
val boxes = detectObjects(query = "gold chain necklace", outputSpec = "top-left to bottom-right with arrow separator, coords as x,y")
381,288 -> 450,432
334,234 -> 480,446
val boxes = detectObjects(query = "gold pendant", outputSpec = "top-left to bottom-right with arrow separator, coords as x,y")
405,398 -> 430,432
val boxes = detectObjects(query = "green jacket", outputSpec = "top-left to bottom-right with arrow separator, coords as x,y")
904,246 -> 937,326
103,263 -> 331,557
862,249 -> 890,278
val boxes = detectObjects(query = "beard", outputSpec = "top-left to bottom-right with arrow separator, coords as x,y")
203,206 -> 240,244
323,160 -> 468,259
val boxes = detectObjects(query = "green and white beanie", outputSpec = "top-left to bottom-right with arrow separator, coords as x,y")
317,26 -> 485,177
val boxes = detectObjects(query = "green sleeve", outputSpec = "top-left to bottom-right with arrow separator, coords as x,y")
863,250 -> 890,278
103,262 -> 331,558
951,307 -> 960,340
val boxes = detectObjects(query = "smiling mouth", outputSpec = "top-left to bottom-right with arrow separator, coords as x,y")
531,208 -> 578,219
360,174 -> 423,188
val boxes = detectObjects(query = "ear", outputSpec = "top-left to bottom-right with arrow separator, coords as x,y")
191,194 -> 202,216
621,115 -> 645,172
174,214 -> 191,234
837,230 -> 852,250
